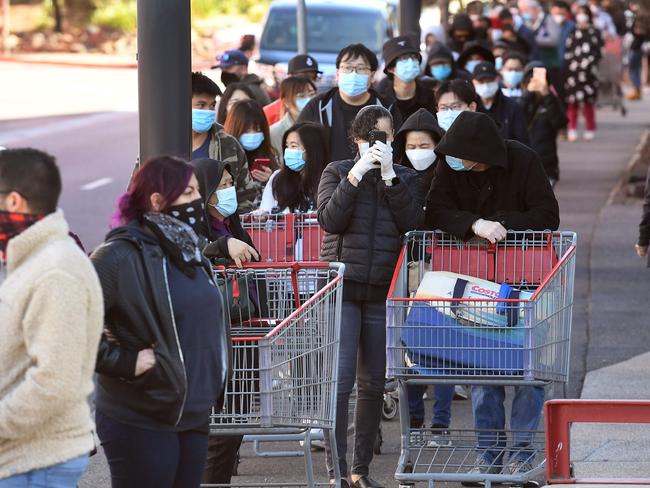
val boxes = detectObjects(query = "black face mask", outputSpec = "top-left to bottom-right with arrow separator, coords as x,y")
166,198 -> 205,236
221,71 -> 241,86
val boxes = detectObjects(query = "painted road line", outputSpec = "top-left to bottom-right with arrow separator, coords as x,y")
81,177 -> 114,191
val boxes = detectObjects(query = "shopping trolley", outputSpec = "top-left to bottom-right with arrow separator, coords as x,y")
240,212 -> 325,262
386,230 -> 577,487
206,261 -> 344,487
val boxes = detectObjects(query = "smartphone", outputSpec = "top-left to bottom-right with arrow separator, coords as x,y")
368,130 -> 387,147
532,67 -> 547,82
250,158 -> 271,174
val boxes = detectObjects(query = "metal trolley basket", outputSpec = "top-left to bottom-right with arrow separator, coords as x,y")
207,262 -> 344,487
386,231 -> 577,487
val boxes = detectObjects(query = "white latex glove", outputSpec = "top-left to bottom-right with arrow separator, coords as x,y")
472,219 -> 507,243
371,141 -> 397,181
349,150 -> 378,183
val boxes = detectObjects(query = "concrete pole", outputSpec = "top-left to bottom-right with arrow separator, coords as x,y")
2,0 -> 10,55
400,0 -> 422,48
136,0 -> 192,163
296,0 -> 308,54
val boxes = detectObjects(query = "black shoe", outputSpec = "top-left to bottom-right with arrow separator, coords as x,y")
352,475 -> 384,488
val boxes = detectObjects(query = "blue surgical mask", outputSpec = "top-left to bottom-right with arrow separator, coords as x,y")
295,97 -> 311,111
212,186 -> 238,218
464,60 -> 481,74
475,81 -> 500,99
239,132 -> 264,151
495,56 -> 504,71
446,155 -> 471,171
437,109 -> 463,131
192,109 -> 215,133
338,72 -> 369,97
395,58 -> 421,82
431,64 -> 452,80
503,70 -> 524,88
284,148 -> 305,172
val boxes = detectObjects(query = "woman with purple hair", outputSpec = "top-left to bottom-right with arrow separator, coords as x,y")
90,156 -> 229,487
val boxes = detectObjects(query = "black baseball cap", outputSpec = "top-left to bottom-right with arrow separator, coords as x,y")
212,49 -> 249,69
288,54 -> 322,75
472,61 -> 498,80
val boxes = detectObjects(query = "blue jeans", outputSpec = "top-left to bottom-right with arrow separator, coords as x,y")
96,410 -> 208,488
630,49 -> 643,90
407,383 -> 454,427
0,455 -> 88,488
324,300 -> 386,478
472,385 -> 545,465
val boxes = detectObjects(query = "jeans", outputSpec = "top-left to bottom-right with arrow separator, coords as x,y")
567,102 -> 596,131
0,456 -> 88,488
629,49 -> 643,90
472,385 -> 545,465
324,300 -> 386,478
407,384 -> 454,427
96,410 -> 208,488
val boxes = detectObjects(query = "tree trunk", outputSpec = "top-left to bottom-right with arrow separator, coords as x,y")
52,0 -> 63,33
64,0 -> 96,27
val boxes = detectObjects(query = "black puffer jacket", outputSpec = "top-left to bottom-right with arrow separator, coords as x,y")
518,64 -> 568,181
91,223 -> 229,426
483,89 -> 531,146
425,111 -> 559,238
318,161 -> 424,301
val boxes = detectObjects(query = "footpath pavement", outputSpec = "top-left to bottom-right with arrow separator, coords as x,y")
79,97 -> 650,487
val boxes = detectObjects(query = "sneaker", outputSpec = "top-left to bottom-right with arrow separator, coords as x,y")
626,89 -> 642,101
567,130 -> 578,142
427,426 -> 452,447
503,459 -> 534,475
583,131 -> 595,141
461,458 -> 502,486
454,385 -> 470,400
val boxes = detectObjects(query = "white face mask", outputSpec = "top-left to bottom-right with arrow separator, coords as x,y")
406,149 -> 436,171
475,81 -> 499,99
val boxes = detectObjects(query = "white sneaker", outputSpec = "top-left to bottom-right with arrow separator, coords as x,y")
567,130 -> 578,142
427,428 -> 452,447
583,131 -> 595,140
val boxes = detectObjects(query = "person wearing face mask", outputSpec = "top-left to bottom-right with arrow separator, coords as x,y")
435,79 -> 479,134
377,36 -> 437,121
298,43 -> 402,161
269,77 -> 318,165
457,40 -> 496,76
500,51 -> 528,99
517,0 -> 562,66
212,49 -> 271,106
318,106 -> 423,488
472,61 -> 531,145
91,156 -> 229,488
518,61 -> 568,186
264,54 -> 323,125
425,111 -> 558,479
0,149 -> 103,488
499,8 -> 540,60
191,73 -> 257,214
446,13 -> 476,59
549,1 -> 576,104
424,43 -> 473,91
563,6 -> 603,141
224,100 -> 280,203
259,122 -> 329,213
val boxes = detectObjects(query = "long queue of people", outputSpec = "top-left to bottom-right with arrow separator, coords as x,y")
0,0 -> 645,487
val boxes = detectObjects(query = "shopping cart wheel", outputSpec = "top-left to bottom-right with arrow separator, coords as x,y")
373,427 -> 383,455
382,395 -> 398,420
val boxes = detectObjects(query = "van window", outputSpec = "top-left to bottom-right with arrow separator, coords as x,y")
261,7 -> 385,54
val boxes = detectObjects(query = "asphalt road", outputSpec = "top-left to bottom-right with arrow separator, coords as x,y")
1,61 -> 649,487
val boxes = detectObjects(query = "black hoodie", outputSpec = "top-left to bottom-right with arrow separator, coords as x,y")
393,108 -> 445,195
447,14 -> 475,54
191,158 -> 256,260
423,42 -> 472,83
425,111 -> 559,238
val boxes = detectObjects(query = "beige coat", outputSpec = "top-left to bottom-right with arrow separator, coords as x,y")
0,210 -> 104,479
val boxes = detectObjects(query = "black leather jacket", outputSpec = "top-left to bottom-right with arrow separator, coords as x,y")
91,222 -> 228,426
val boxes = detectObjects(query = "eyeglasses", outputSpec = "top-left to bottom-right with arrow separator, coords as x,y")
438,102 -> 467,112
339,64 -> 372,75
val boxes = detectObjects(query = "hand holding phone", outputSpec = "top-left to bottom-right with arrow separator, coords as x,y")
368,130 -> 387,165
250,158 -> 271,174
528,67 -> 549,95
